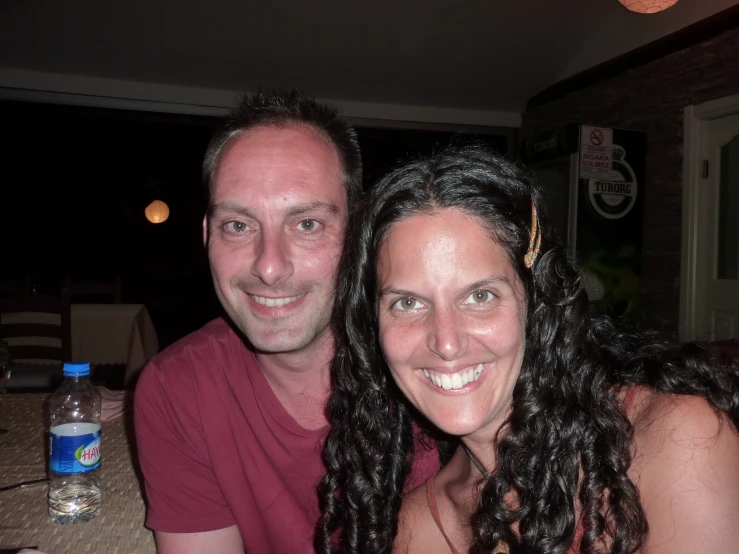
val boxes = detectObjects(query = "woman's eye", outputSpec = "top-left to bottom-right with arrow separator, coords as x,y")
466,290 -> 494,304
392,297 -> 423,311
298,219 -> 321,232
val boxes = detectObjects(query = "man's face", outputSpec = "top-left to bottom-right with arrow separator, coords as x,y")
204,125 -> 347,354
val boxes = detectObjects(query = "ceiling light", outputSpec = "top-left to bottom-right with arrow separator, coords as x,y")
618,0 -> 678,13
145,200 -> 170,224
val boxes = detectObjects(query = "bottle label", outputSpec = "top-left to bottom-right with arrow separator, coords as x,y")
50,424 -> 101,474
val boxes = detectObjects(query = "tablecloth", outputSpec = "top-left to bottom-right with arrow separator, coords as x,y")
2,304 -> 159,385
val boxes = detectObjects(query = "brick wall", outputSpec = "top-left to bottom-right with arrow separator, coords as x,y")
520,27 -> 739,334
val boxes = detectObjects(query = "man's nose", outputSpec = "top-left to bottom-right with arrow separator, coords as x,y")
250,230 -> 294,286
426,307 -> 467,361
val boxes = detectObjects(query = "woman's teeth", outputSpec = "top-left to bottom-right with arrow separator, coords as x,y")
423,363 -> 484,390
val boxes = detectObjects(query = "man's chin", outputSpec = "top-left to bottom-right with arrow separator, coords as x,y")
228,308 -> 330,354
238,322 -> 313,354
249,337 -> 313,355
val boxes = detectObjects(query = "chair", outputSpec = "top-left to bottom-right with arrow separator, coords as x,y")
64,277 -> 122,304
0,288 -> 72,363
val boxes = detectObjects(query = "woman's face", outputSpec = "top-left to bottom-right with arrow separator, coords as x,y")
377,208 -> 527,438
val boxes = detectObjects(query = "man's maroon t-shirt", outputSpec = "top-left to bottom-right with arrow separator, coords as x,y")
134,318 -> 439,552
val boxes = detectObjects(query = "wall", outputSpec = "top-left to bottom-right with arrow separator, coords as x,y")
520,26 -> 739,334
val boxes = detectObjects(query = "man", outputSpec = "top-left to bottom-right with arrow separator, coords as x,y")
134,91 -> 439,553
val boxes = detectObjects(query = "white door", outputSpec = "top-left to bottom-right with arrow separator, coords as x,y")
695,113 -> 739,340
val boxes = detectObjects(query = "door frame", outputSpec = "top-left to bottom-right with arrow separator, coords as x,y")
680,93 -> 739,341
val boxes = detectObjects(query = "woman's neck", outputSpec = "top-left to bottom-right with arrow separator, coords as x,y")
460,423 -> 505,478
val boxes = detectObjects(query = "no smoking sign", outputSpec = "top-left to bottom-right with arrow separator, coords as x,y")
580,125 -> 613,180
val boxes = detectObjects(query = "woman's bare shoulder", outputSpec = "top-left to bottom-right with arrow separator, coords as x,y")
628,389 -> 739,554
629,388 -> 737,452
395,480 -> 446,554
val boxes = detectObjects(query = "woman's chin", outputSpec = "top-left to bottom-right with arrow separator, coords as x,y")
423,412 -> 488,438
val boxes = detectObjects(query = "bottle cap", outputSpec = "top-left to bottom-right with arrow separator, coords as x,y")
63,362 -> 91,377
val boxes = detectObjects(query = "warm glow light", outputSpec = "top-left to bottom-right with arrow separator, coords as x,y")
618,0 -> 678,13
145,200 -> 170,224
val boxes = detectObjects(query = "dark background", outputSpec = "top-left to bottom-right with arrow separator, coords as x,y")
0,100 -> 509,348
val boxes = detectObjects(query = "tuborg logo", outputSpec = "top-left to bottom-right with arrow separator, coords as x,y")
587,146 -> 637,220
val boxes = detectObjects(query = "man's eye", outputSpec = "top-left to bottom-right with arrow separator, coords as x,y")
298,219 -> 320,232
466,290 -> 495,304
224,221 -> 247,234
392,297 -> 423,311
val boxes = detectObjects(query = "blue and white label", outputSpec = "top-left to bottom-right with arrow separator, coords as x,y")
50,423 -> 101,474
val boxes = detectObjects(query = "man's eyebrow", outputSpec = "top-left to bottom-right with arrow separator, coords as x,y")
208,201 -> 339,219
208,202 -> 255,219
285,202 -> 340,218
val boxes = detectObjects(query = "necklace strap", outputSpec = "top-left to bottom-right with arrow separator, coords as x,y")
463,444 -> 490,480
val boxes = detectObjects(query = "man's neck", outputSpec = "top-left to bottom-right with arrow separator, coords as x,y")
255,331 -> 333,430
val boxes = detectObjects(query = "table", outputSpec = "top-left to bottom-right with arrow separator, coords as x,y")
2,304 -> 159,385
0,394 -> 155,553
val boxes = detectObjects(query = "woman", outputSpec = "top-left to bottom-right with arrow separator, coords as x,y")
316,145 -> 739,554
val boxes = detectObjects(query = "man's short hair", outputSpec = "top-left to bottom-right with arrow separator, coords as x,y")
203,90 -> 363,211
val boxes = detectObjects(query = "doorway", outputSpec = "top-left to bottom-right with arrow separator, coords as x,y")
681,95 -> 739,341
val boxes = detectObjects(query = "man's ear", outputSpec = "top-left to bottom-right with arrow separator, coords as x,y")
202,215 -> 209,247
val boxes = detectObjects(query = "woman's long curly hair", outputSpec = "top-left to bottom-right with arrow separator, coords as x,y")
316,145 -> 739,554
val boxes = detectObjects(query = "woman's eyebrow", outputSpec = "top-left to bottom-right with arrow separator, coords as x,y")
466,276 -> 513,290
379,277 -> 512,299
379,287 -> 418,298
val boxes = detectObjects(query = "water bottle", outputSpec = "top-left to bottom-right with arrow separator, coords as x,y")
48,362 -> 102,524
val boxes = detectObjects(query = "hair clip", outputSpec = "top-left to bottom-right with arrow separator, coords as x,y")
524,201 -> 541,269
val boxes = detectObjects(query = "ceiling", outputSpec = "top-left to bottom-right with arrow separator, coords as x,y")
0,0 -> 737,123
